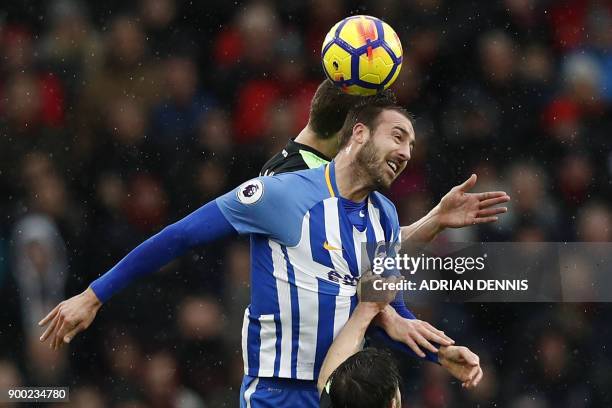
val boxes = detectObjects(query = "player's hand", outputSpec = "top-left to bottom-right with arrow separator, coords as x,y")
438,345 -> 483,389
376,306 -> 454,358
357,271 -> 401,312
436,174 -> 510,229
38,287 -> 102,350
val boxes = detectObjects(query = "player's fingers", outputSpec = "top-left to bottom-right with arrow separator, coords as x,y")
413,332 -> 438,354
477,207 -> 507,217
38,303 -> 61,327
457,174 -> 477,192
404,337 -> 426,358
475,191 -> 507,201
52,318 -> 67,350
472,216 -> 498,224
40,314 -> 59,342
50,314 -> 64,349
63,324 -> 83,344
465,366 -> 482,388
464,349 -> 479,366
478,194 -> 510,209
421,326 -> 453,346
465,365 -> 479,385
472,367 -> 484,387
56,318 -> 77,344
423,322 -> 454,344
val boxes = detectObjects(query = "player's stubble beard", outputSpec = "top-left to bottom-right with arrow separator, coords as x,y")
355,136 -> 394,192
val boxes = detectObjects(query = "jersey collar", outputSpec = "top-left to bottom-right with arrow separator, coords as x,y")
324,161 -> 341,198
289,139 -> 333,162
325,161 -> 372,205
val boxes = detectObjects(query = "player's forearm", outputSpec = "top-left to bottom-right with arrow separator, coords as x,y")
317,303 -> 380,394
373,304 -> 440,364
90,200 -> 236,302
400,205 -> 444,251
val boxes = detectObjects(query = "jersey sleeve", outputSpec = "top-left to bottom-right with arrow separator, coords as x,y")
90,200 -> 236,303
216,176 -> 297,245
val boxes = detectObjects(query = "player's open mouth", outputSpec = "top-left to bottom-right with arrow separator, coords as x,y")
387,160 -> 399,174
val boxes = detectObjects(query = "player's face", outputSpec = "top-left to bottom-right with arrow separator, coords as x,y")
356,110 -> 415,190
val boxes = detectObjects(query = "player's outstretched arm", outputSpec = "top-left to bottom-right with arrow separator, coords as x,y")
317,274 -> 398,395
317,302 -> 382,395
39,200 -> 237,350
400,174 -> 510,248
39,175 -> 295,350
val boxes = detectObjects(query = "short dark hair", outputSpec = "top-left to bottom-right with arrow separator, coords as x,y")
328,348 -> 401,408
338,100 -> 411,148
309,80 -> 398,140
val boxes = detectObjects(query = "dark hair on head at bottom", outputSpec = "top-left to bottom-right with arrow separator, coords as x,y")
328,348 -> 401,408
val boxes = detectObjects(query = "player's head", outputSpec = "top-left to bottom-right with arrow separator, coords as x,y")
338,100 -> 414,190
308,79 -> 397,140
327,348 -> 402,408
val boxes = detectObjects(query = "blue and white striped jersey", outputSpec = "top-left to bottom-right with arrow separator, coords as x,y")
216,162 -> 401,380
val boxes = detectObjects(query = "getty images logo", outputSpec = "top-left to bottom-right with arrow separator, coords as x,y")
372,243 -> 487,275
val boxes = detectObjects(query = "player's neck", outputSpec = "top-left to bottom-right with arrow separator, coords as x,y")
334,153 -> 372,202
295,125 -> 338,159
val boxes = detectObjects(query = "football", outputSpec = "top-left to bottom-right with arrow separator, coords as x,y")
321,15 -> 403,95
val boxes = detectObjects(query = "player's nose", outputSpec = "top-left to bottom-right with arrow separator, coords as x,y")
397,143 -> 411,162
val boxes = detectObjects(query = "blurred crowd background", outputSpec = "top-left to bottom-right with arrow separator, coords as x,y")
1,0 -> 611,406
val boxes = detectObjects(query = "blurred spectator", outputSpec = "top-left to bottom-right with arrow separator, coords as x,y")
124,174 -> 169,233
102,328 -> 147,404
11,214 -> 67,332
74,16 -> 162,158
143,350 -> 206,408
576,201 -> 612,242
505,162 -> 559,238
196,109 -> 234,158
11,214 -> 69,383
176,296 -> 231,402
0,72 -> 68,202
39,0 -> 103,101
193,160 -> 228,203
69,385 -> 107,408
557,153 -> 595,209
151,57 -> 215,179
223,241 -> 251,346
479,30 -> 517,87
0,360 -> 23,408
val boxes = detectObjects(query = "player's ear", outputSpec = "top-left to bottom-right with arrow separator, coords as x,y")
352,123 -> 368,145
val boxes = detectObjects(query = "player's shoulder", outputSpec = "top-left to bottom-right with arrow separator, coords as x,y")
370,191 -> 399,223
243,166 -> 329,205
266,166 -> 327,192
260,148 -> 306,176
371,191 -> 397,212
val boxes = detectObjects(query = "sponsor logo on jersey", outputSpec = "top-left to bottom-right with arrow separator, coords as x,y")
323,241 -> 342,251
